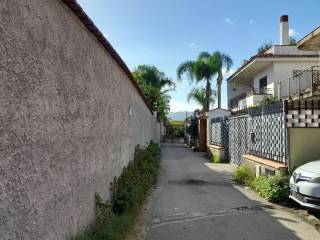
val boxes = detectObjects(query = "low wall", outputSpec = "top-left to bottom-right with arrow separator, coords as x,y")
207,144 -> 228,163
243,155 -> 287,176
0,1 -> 159,239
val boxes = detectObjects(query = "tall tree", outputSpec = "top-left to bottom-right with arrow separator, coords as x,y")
133,65 -> 175,92
212,51 -> 233,108
187,87 -> 216,110
132,65 -> 175,122
177,51 -> 233,110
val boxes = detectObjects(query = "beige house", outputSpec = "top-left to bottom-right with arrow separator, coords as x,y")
227,16 -> 320,111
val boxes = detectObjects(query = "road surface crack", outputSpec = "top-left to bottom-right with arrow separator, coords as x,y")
149,205 -> 268,229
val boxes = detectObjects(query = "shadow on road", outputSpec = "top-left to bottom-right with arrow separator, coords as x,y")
145,143 -> 319,240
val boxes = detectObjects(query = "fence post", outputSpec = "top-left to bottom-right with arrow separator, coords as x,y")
311,66 -> 314,97
298,74 -> 301,100
288,77 -> 291,99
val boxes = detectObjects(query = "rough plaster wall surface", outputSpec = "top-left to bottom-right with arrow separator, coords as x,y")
0,0 -> 159,239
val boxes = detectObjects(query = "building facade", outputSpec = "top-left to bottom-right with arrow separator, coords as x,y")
227,16 -> 319,111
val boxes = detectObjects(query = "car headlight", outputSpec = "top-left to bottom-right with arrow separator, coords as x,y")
309,177 -> 320,183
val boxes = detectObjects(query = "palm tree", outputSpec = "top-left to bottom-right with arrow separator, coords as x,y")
212,51 -> 233,108
133,65 -> 175,91
187,87 -> 216,110
132,65 -> 175,122
177,51 -> 232,111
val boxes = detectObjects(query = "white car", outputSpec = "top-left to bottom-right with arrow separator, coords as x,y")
290,160 -> 320,209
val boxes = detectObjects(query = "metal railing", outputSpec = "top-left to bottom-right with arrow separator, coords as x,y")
278,66 -> 320,99
230,93 -> 246,110
229,88 -> 274,110
249,87 -> 274,95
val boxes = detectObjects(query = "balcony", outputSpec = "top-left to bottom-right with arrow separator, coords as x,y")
278,66 -> 320,99
230,88 -> 274,111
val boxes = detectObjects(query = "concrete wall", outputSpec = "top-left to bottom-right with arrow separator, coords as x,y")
267,45 -> 319,56
288,128 -> 320,171
207,145 -> 225,163
0,1 -> 159,239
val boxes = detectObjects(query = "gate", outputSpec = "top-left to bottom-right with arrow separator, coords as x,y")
161,124 -> 185,143
228,116 -> 248,165
248,103 -> 287,163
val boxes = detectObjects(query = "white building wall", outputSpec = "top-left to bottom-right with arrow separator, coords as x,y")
253,64 -> 274,92
227,81 -> 252,108
248,60 -> 319,99
273,61 -> 319,98
267,45 -> 319,56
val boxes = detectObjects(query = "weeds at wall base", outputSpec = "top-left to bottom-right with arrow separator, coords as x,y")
234,165 -> 290,203
72,142 -> 160,240
203,152 -> 220,163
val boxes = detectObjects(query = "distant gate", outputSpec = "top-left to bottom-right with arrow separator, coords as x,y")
161,124 -> 185,143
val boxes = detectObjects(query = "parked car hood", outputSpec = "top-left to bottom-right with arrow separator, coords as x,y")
298,160 -> 320,174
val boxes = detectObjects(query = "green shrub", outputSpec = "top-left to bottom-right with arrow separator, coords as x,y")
111,143 -> 160,213
211,153 -> 220,163
251,175 -> 289,202
72,212 -> 134,240
233,165 -> 289,203
234,165 -> 254,185
74,142 -> 161,240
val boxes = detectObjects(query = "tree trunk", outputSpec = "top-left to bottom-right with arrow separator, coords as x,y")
205,79 -> 211,112
217,71 -> 223,108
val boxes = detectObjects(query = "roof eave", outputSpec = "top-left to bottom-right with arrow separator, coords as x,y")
227,54 -> 320,82
297,26 -> 320,51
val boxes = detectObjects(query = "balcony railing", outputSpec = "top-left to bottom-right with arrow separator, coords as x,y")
248,88 -> 274,96
230,88 -> 273,109
278,66 -> 320,99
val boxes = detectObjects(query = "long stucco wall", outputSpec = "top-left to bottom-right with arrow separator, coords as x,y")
0,1 -> 160,239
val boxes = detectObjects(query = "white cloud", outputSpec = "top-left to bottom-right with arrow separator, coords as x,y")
289,28 -> 298,37
184,42 -> 197,48
224,18 -> 235,25
249,20 -> 255,24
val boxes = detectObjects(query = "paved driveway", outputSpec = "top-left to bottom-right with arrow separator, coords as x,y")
145,144 -> 320,240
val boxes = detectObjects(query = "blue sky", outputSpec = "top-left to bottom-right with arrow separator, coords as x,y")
77,0 -> 320,112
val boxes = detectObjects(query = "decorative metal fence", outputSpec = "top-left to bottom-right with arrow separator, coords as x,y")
248,102 -> 287,163
210,117 -> 229,147
228,116 -> 248,165
209,101 -> 287,165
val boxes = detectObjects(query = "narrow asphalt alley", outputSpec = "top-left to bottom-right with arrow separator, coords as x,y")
145,144 -> 320,240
